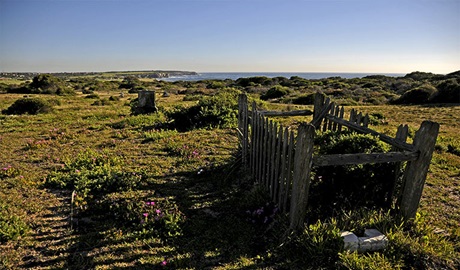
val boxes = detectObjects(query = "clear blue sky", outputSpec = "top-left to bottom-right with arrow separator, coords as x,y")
0,0 -> 459,73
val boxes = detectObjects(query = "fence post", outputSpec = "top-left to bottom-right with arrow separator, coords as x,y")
313,93 -> 325,129
399,121 -> 439,220
238,94 -> 249,167
251,101 -> 257,177
289,123 -> 315,231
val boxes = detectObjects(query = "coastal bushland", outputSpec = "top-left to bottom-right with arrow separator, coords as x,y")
0,70 -> 459,269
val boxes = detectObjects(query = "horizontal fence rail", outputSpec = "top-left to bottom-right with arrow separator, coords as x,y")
312,151 -> 419,167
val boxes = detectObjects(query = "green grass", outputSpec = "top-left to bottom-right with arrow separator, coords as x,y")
0,91 -> 459,269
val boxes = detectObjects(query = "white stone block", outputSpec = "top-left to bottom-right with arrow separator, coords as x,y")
341,231 -> 359,252
364,228 -> 382,238
341,229 -> 388,253
358,229 -> 388,252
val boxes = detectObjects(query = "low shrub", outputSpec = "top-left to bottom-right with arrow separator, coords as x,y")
260,85 -> 291,100
167,88 -> 240,131
0,205 -> 30,242
85,93 -> 100,99
111,113 -> 166,130
291,93 -> 316,105
81,89 -> 94,94
143,129 -> 178,143
368,112 -> 387,125
431,78 -> 460,103
283,219 -> 342,268
447,144 -> 460,156
2,97 -> 53,115
109,96 -> 120,101
101,193 -> 185,237
91,99 -> 111,106
393,84 -> 437,104
0,165 -> 20,179
44,150 -> 145,209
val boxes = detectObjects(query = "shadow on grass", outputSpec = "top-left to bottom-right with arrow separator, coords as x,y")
36,154 -> 276,269
138,159 -> 277,269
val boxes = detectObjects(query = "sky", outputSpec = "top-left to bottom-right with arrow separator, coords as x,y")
0,0 -> 459,74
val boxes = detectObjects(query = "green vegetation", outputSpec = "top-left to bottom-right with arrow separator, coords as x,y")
1,97 -> 54,115
7,74 -> 75,95
0,71 -> 459,269
311,132 -> 395,218
166,88 -> 240,131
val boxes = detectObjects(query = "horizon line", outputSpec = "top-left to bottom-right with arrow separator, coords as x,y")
2,70 -> 452,75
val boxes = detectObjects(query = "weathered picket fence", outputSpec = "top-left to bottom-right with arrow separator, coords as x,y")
238,93 -> 439,230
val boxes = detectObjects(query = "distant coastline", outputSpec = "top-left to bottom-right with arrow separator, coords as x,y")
160,72 -> 406,82
0,71 -> 414,82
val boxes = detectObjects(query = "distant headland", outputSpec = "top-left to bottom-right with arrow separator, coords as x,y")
0,70 -> 198,80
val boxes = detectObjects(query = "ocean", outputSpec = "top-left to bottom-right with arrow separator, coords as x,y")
160,72 -> 405,82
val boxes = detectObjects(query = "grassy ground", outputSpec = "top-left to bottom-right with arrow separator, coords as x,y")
0,91 -> 459,269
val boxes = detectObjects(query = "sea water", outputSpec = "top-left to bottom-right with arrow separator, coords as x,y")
161,72 -> 404,82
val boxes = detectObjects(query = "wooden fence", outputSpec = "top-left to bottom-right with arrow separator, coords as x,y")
238,93 -> 439,231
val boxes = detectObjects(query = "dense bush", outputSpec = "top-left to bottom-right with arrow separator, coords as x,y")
235,76 -> 273,87
29,74 -> 74,95
393,84 -> 437,104
6,74 -> 74,95
291,93 -> 320,105
2,97 -> 54,115
431,79 -> 460,103
167,88 -> 240,131
261,85 -> 291,100
0,83 -> 10,93
310,131 -> 394,217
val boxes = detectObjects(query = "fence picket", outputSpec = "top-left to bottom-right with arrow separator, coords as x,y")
278,128 -> 289,210
261,117 -> 269,185
349,109 -> 356,124
258,114 -> 264,183
338,106 -> 344,132
332,105 -> 340,131
363,114 -> 369,128
269,122 -> 277,195
273,125 -> 283,201
327,104 -> 336,131
356,112 -> 363,125
283,131 -> 295,213
251,102 -> 257,176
